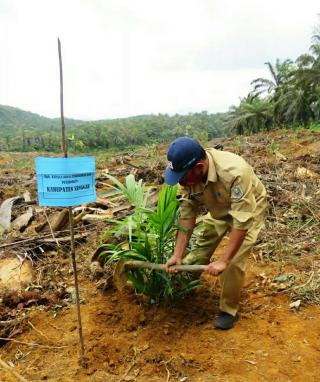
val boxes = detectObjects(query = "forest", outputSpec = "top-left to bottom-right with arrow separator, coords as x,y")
0,108 -> 226,152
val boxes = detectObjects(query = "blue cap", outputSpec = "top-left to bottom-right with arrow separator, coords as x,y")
164,137 -> 205,185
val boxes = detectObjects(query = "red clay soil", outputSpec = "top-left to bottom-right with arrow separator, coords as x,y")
1,256 -> 320,382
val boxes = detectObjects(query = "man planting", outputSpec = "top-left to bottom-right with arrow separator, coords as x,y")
164,137 -> 267,330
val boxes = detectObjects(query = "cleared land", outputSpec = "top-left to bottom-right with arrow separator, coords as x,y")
0,129 -> 319,382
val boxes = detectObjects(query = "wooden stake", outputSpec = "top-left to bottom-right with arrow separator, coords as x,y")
58,38 -> 67,158
58,37 -> 86,367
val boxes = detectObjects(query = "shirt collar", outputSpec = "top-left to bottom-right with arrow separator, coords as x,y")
205,149 -> 217,185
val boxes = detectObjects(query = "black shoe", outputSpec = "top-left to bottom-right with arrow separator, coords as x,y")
213,311 -> 239,330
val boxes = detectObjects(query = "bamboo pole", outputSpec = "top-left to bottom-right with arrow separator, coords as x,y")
58,38 -> 67,158
57,37 -> 86,367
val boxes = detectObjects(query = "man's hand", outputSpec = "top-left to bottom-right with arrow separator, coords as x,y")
165,255 -> 182,273
165,218 -> 195,274
205,228 -> 247,276
205,260 -> 228,276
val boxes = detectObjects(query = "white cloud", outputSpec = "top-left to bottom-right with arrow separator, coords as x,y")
0,0 -> 319,119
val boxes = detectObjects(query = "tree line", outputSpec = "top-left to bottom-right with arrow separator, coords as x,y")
0,111 -> 226,152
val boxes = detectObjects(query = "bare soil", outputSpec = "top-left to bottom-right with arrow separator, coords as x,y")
0,130 -> 320,382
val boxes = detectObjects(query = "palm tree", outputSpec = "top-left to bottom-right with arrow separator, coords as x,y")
224,95 -> 274,135
251,59 -> 296,126
251,59 -> 294,97
277,26 -> 320,126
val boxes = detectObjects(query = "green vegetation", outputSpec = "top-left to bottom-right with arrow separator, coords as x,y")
99,175 -> 199,302
268,139 -> 280,154
0,106 -> 226,152
225,24 -> 320,134
0,104 -> 83,152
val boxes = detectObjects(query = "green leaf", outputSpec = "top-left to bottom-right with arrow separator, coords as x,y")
101,179 -> 197,302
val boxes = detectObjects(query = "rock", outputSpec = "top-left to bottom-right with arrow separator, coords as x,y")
290,300 -> 301,309
274,274 -> 287,283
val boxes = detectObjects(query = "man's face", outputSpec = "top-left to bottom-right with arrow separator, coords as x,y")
179,162 -> 204,187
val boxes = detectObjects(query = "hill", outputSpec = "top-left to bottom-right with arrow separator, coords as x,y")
0,104 -> 83,132
0,105 -> 227,152
0,105 -> 84,151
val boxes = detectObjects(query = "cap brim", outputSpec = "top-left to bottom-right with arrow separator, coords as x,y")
164,166 -> 188,186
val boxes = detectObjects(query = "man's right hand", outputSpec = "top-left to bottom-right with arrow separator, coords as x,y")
165,218 -> 195,274
165,255 -> 182,273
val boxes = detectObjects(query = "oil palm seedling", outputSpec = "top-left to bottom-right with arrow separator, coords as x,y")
99,174 -> 199,302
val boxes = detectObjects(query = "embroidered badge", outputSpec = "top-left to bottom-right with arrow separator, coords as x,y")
168,161 -> 174,170
231,186 -> 243,200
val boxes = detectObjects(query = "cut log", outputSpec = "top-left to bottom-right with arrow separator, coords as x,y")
0,256 -> 33,291
12,192 -> 34,231
81,214 -> 111,223
41,232 -> 89,243
35,208 -> 69,233
11,211 -> 33,231
50,208 -> 69,231
0,196 -> 24,234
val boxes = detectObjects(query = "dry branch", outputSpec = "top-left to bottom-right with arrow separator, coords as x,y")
0,357 -> 30,382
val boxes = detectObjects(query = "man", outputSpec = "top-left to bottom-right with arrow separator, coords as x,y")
164,136 -> 267,330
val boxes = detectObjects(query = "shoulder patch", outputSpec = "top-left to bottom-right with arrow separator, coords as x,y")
231,185 -> 243,200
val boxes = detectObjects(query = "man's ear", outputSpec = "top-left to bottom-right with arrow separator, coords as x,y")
195,160 -> 205,169
196,160 -> 207,176
192,161 -> 203,175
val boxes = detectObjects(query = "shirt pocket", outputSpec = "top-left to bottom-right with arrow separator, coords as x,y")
212,183 -> 230,206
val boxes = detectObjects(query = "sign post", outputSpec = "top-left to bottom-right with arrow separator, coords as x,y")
35,39 -> 91,367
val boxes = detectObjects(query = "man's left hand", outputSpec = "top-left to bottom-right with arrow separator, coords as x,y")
205,260 -> 228,276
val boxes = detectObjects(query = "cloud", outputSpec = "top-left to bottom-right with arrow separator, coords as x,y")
0,0 -> 319,119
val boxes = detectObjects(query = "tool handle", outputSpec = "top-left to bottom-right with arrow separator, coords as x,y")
124,260 -> 207,272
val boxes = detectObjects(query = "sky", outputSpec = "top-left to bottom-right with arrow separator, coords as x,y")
0,0 -> 319,120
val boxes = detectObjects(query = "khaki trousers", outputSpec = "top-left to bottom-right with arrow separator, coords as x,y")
182,206 -> 266,316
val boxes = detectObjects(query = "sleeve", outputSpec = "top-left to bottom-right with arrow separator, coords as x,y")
178,185 -> 200,219
228,168 -> 256,230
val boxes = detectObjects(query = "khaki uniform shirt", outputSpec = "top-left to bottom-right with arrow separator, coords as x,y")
179,148 -> 267,231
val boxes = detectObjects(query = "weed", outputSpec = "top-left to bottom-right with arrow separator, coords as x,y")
308,123 -> 320,132
268,139 -> 279,154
